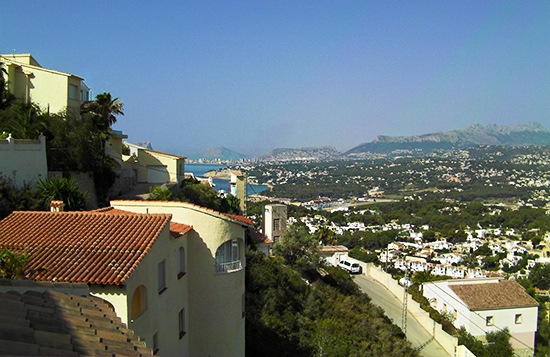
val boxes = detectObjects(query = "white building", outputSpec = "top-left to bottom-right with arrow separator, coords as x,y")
263,204 -> 287,244
423,278 -> 538,355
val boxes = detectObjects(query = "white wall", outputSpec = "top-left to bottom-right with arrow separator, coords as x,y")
0,135 -> 47,187
423,280 -> 537,351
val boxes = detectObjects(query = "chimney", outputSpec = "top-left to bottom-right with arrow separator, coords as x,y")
50,200 -> 65,212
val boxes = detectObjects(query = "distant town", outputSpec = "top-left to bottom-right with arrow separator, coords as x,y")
2,53 -> 550,357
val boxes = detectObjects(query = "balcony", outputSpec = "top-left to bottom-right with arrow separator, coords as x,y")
216,258 -> 245,273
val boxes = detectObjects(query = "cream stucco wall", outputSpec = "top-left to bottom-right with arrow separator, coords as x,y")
0,135 -> 47,187
125,144 -> 185,184
90,285 -> 129,323
110,200 -> 246,357
1,54 -> 89,114
105,131 -> 128,171
90,223 -> 190,356
230,172 -> 246,214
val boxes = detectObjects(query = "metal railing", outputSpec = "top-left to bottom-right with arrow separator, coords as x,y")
216,260 -> 243,273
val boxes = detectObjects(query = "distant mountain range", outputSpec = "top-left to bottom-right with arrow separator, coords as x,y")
345,122 -> 550,157
258,146 -> 340,161
133,141 -> 153,150
203,147 -> 250,160
199,122 -> 550,161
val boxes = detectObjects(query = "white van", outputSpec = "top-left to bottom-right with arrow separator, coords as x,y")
337,259 -> 361,274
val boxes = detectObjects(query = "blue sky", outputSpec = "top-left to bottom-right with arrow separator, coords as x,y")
2,1 -> 549,157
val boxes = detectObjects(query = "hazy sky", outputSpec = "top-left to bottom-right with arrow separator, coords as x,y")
2,1 -> 549,157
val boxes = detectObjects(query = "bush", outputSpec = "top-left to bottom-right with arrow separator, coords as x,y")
0,176 -> 46,219
37,177 -> 89,211
245,250 -> 419,356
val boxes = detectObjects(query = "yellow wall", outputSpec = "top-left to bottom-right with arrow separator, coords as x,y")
126,145 -> 185,184
91,224 -> 190,356
90,285 -> 128,323
105,132 -> 128,171
1,54 -> 88,114
110,200 -> 246,357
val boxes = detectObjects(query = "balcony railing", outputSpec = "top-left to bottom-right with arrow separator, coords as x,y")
216,260 -> 243,273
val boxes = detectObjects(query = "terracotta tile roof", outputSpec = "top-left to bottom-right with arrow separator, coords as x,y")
319,245 -> 349,253
450,280 -> 539,310
221,213 -> 254,226
0,211 -> 172,285
92,206 -> 137,215
170,222 -> 193,238
0,287 -> 153,356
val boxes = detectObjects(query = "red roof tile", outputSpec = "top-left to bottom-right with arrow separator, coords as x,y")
0,211 -> 172,285
221,213 -> 253,226
170,222 -> 193,238
449,279 -> 539,310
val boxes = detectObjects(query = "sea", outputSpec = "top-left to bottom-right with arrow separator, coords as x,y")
185,163 -> 269,196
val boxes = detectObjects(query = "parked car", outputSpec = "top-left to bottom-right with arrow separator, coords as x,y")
338,259 -> 361,274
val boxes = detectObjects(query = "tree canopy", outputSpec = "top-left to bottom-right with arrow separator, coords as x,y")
245,249 -> 418,356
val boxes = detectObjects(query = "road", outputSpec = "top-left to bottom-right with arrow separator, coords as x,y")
354,275 -> 451,357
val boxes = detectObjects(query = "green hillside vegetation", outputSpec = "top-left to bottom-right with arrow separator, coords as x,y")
245,224 -> 418,357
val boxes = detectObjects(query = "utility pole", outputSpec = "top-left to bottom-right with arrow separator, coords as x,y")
402,268 -> 409,334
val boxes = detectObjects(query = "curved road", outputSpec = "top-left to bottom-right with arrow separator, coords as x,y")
354,275 -> 451,357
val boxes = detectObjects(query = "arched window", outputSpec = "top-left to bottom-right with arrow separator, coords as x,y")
131,285 -> 148,320
215,239 -> 242,273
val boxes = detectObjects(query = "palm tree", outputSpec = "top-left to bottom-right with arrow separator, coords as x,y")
0,248 -> 30,279
80,92 -> 124,130
316,225 -> 336,245
6,102 -> 47,139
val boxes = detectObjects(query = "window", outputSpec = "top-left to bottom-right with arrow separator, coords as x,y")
158,260 -> 166,294
131,285 -> 148,320
273,218 -> 280,231
178,247 -> 186,279
486,316 -> 494,326
69,84 -> 78,99
178,308 -> 186,338
515,314 -> 522,324
215,239 -> 242,273
153,332 -> 159,354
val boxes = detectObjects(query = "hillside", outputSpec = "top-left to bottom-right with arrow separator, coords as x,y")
259,146 -> 341,161
203,146 -> 249,160
346,122 -> 550,157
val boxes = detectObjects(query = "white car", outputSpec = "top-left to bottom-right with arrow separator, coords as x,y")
338,260 -> 361,274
